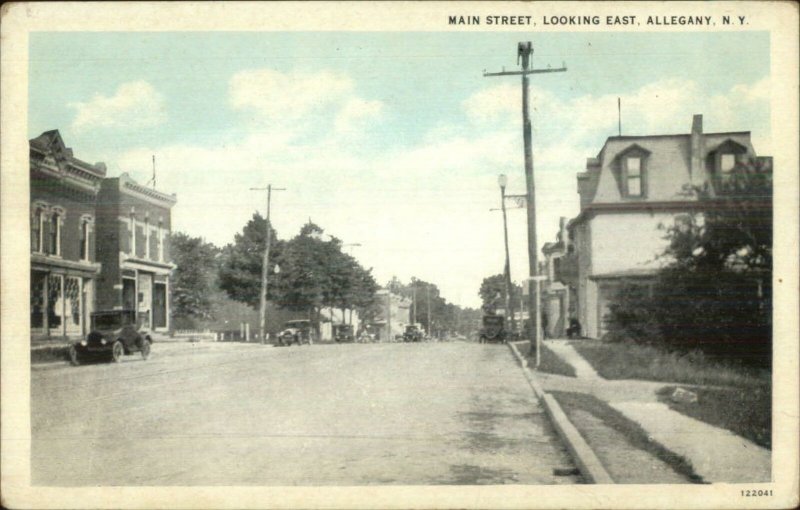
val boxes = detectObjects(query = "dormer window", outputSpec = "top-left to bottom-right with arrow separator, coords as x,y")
626,157 -> 642,196
720,153 -> 736,183
707,139 -> 748,193
616,144 -> 650,199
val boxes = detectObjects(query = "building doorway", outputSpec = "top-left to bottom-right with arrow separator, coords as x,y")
153,282 -> 167,329
123,277 -> 136,311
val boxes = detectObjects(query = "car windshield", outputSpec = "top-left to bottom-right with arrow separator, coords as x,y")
93,314 -> 125,329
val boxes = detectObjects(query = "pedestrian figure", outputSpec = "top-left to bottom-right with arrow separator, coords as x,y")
566,318 -> 581,339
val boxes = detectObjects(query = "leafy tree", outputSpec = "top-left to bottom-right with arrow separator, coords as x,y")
273,222 -> 378,333
478,274 -> 522,316
170,232 -> 220,325
218,213 -> 283,308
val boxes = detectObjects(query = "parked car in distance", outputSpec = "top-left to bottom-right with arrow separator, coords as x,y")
278,319 -> 314,346
69,310 -> 152,365
333,324 -> 355,343
479,314 -> 506,344
403,324 -> 423,342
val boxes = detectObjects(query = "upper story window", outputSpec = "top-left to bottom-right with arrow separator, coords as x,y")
48,210 -> 62,256
80,216 -> 92,261
31,206 -> 45,253
144,218 -> 150,259
129,211 -> 136,256
708,139 -> 748,193
625,156 -> 643,196
157,221 -> 164,262
616,144 -> 650,199
720,153 -> 736,183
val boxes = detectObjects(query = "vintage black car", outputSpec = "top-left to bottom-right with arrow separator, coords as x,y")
479,315 -> 506,344
403,324 -> 423,342
69,310 -> 152,365
278,319 -> 314,346
333,324 -> 355,343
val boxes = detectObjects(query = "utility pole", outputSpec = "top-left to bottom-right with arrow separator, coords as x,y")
386,290 -> 392,342
497,174 -> 517,334
426,285 -> 431,338
411,286 -> 417,324
250,184 -> 285,344
484,42 -> 566,367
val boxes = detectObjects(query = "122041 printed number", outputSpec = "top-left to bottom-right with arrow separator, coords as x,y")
741,490 -> 772,497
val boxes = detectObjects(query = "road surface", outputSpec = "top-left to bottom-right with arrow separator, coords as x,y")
32,341 -> 578,485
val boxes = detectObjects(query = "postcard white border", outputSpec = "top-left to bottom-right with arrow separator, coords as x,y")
2,2 -> 798,509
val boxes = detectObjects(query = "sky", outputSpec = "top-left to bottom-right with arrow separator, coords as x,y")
28,31 -> 771,308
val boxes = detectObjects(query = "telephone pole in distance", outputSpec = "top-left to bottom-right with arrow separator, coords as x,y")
250,184 -> 286,343
484,42 -> 566,367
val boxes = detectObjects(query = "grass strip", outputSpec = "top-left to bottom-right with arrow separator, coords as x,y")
515,340 -> 578,377
657,385 -> 771,449
572,341 -> 769,388
537,342 -> 577,377
551,390 -> 704,483
31,345 -> 70,364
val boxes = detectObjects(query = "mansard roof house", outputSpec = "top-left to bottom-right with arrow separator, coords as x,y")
559,115 -> 771,339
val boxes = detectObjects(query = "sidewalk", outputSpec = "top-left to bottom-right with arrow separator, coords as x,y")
538,340 -> 771,483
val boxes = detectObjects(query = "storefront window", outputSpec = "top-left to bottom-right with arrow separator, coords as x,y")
47,274 -> 63,330
65,277 -> 81,330
31,272 -> 46,328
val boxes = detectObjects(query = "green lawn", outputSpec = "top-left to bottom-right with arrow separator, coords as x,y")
551,391 -> 703,483
571,340 -> 771,449
571,341 -> 769,388
657,385 -> 771,449
517,341 -> 577,377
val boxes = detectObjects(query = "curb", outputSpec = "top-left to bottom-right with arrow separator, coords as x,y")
507,341 -> 615,484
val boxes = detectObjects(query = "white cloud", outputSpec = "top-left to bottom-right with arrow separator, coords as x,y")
102,75 -> 769,308
227,69 -> 386,147
334,97 -> 384,135
69,80 -> 166,133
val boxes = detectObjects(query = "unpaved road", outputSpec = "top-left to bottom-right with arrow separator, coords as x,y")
32,341 -> 578,485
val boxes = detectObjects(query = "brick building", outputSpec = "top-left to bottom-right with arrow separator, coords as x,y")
29,130 -> 177,341
95,173 -> 176,333
561,114 -> 770,339
29,130 -> 106,340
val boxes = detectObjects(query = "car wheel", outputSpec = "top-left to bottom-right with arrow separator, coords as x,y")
68,344 -> 80,366
140,338 -> 151,360
111,340 -> 124,363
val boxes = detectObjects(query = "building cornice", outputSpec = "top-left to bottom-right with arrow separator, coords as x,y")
31,159 -> 102,196
567,199 -> 703,229
31,253 -> 101,275
119,174 -> 177,208
120,253 -> 176,274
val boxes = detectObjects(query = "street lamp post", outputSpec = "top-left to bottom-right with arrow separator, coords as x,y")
498,174 -> 517,334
